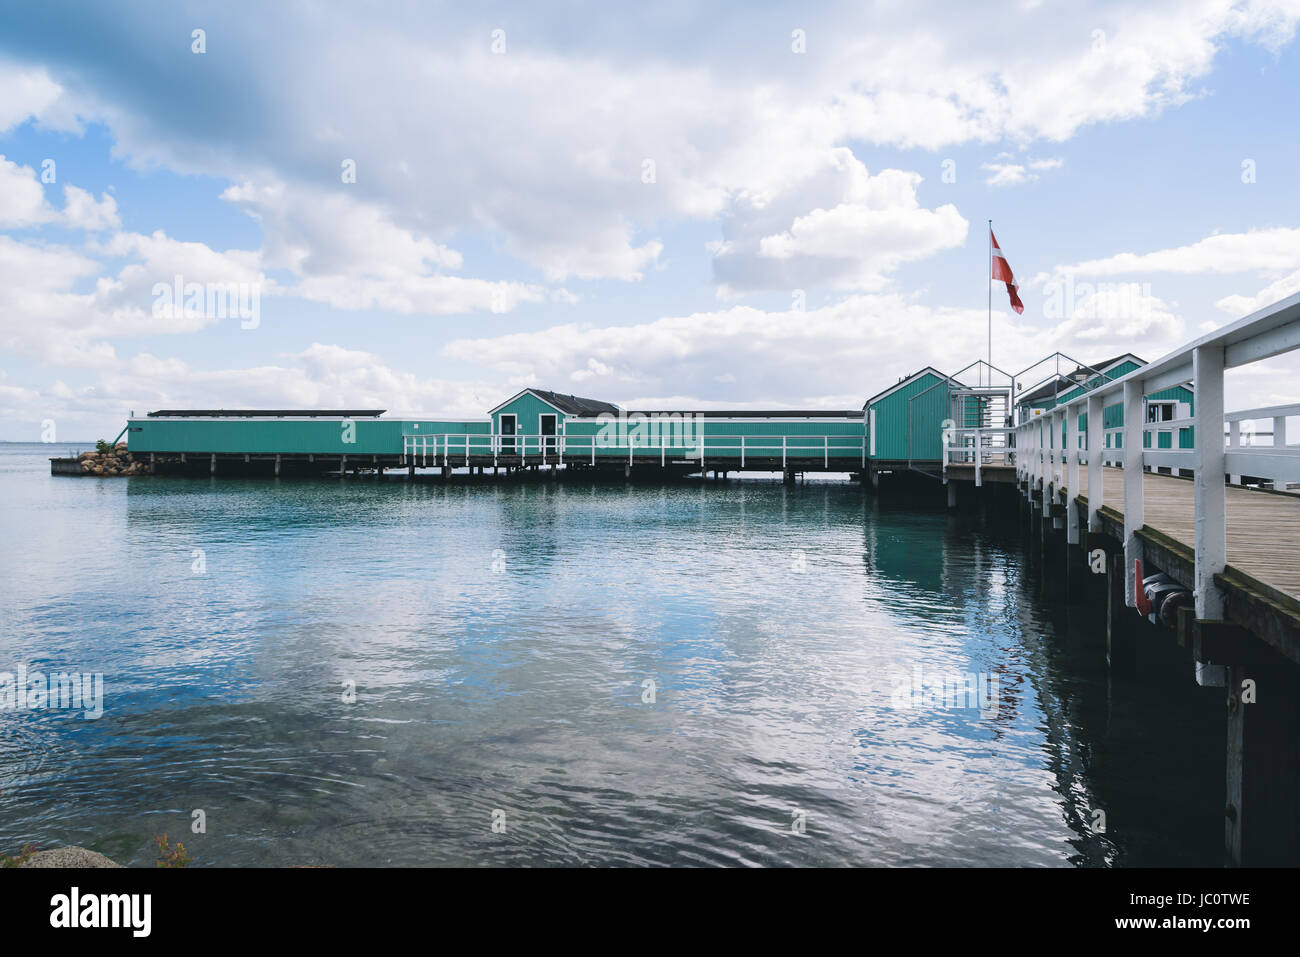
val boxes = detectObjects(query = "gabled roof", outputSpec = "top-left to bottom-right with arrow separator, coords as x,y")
487,388 -> 620,417
1016,377 -> 1074,407
863,367 -> 949,409
1017,354 -> 1147,406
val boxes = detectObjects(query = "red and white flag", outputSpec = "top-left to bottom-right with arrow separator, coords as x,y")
990,228 -> 1024,315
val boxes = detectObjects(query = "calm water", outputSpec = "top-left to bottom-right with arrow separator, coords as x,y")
0,442 -> 1225,866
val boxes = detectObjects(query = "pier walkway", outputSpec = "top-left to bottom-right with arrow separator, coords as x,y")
1077,467 -> 1300,605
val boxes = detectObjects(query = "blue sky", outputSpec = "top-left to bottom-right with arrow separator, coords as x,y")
2,1 -> 1299,439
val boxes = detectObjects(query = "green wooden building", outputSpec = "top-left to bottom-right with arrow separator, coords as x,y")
1016,354 -> 1195,455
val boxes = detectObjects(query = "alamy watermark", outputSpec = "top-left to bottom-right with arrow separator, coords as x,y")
152,274 -> 261,329
1042,278 -> 1153,321
594,411 -> 707,455
0,664 -> 104,719
890,665 -> 1000,718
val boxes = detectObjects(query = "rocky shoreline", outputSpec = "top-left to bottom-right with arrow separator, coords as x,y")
75,443 -> 148,477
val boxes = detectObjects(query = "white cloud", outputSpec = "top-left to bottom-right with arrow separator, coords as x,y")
0,61 -> 81,134
0,156 -> 121,230
221,180 -> 547,314
715,150 -> 968,296
0,155 -> 55,227
10,3 -> 1294,292
1215,268 -> 1300,316
982,156 -> 1064,187
221,181 -> 462,278
0,229 -> 269,366
442,291 -> 1191,406
61,185 -> 120,231
1049,227 -> 1300,278
2,343 -> 504,440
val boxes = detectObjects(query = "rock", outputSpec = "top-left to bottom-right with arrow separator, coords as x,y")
17,846 -> 122,868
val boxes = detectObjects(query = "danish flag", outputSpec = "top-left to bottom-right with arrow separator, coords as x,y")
990,229 -> 1024,315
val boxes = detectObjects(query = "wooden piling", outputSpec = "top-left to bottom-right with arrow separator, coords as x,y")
1107,550 -> 1138,675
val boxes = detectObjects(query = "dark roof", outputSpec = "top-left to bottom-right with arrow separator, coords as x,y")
1079,354 -> 1143,376
526,390 -> 621,416
146,409 -> 385,418
1017,377 -> 1074,406
1017,354 -> 1147,406
626,409 -> 863,419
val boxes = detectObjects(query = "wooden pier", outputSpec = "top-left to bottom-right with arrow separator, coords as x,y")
1079,467 -> 1300,615
1007,290 -> 1300,866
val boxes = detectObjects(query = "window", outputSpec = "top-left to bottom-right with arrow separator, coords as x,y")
1146,402 -> 1175,423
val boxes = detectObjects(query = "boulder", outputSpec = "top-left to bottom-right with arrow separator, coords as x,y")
17,846 -> 122,868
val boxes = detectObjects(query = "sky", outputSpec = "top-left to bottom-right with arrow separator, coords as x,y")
2,0 -> 1299,440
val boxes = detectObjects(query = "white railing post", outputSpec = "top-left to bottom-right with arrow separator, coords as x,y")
824,435 -> 828,469
1045,408 -> 1055,494
1041,416 -> 1052,517
1066,405 -> 1080,544
1228,420 -> 1241,484
974,429 -> 982,487
1274,414 -> 1288,449
740,435 -> 745,468
1087,393 -> 1104,532
1122,379 -> 1146,607
782,435 -> 786,469
1193,345 -> 1227,619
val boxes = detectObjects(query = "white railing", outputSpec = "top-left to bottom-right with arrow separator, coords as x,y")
942,427 -> 1015,486
401,433 -> 867,470
1014,289 -> 1300,620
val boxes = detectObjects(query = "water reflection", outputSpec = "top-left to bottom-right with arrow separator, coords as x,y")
0,445 -> 1224,866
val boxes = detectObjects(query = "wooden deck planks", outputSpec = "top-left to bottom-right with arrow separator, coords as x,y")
1069,466 -> 1300,600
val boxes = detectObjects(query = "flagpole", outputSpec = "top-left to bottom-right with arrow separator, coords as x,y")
987,219 -> 992,388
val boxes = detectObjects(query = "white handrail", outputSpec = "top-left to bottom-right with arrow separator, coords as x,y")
1015,289 -> 1300,621
399,432 -> 867,467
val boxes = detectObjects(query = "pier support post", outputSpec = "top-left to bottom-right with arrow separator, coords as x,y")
149,452 -> 156,475
784,468 -> 795,487
946,482 -> 957,509
408,462 -> 415,478
274,454 -> 281,478
624,463 -> 631,480
1106,550 -> 1138,675
1223,657 -> 1298,866
1064,536 -> 1088,604
210,453 -> 216,476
